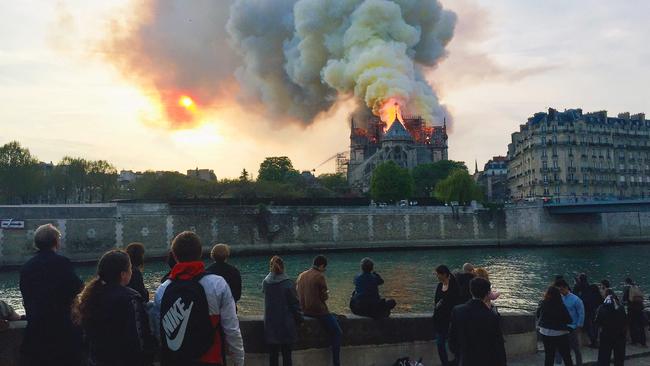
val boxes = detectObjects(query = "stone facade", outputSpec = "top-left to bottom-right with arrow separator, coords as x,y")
476,156 -> 508,203
347,116 -> 448,192
508,108 -> 650,201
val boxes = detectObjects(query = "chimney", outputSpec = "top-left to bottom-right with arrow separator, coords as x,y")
618,112 -> 630,120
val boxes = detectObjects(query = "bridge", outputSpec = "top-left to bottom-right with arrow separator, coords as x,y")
543,198 -> 650,214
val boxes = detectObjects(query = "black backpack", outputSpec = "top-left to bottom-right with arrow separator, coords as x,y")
160,273 -> 216,363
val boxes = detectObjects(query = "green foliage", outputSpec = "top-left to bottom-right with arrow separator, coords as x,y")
258,157 -> 300,183
0,141 -> 41,204
370,161 -> 413,202
433,169 -> 483,205
412,160 -> 468,197
317,173 -> 349,195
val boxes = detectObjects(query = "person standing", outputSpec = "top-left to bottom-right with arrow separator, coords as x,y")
449,277 -> 507,366
154,231 -> 245,366
126,242 -> 149,302
623,277 -> 647,346
349,257 -> 396,319
573,274 -> 601,348
433,265 -> 459,366
75,250 -> 155,366
206,244 -> 242,304
595,289 -> 627,366
263,256 -> 303,366
296,255 -> 341,366
19,223 -> 84,366
455,263 -> 476,305
556,279 -> 585,366
537,286 -> 574,366
599,280 -> 612,299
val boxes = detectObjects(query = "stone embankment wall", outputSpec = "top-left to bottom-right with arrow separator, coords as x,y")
2,202 -> 650,267
0,313 -> 536,366
505,203 -> 650,244
0,203 -> 505,266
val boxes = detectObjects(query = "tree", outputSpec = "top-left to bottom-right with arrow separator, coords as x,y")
258,157 -> 300,183
317,173 -> 349,196
412,160 -> 468,197
0,141 -> 41,204
88,160 -> 118,202
239,168 -> 250,182
433,169 -> 483,206
370,161 -> 413,203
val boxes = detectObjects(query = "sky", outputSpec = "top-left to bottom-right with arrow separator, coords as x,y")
0,0 -> 649,178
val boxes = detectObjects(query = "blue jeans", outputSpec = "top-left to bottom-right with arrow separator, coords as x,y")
436,329 -> 451,365
316,314 -> 342,366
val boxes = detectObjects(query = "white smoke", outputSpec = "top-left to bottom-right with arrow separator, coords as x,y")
228,0 -> 456,124
103,0 -> 456,126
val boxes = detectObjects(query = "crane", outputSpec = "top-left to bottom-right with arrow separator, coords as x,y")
312,151 -> 349,175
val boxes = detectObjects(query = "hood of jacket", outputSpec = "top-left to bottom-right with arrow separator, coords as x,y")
264,272 -> 290,285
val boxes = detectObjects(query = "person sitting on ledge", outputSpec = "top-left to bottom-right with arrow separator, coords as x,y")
296,255 -> 342,366
0,299 -> 21,331
349,257 -> 396,319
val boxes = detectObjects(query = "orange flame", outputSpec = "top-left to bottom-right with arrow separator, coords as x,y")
379,98 -> 404,125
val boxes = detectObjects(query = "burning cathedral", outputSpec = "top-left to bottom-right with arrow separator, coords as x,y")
347,108 -> 448,193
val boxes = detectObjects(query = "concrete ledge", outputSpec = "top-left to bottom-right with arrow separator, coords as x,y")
0,314 -> 536,366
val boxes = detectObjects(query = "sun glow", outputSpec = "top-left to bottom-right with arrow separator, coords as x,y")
171,123 -> 223,146
179,95 -> 194,109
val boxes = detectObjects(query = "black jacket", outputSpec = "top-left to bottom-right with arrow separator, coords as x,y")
206,260 -> 242,302
455,272 -> 476,304
594,302 -> 627,339
449,299 -> 507,366
262,273 -> 302,344
536,299 -> 572,331
84,284 -> 155,366
19,250 -> 84,358
433,279 -> 460,332
127,267 -> 149,302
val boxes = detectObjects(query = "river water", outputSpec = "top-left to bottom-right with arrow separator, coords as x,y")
1,244 -> 649,315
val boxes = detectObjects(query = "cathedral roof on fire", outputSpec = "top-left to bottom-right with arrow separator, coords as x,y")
382,117 -> 413,142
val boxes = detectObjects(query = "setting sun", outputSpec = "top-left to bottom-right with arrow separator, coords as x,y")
179,95 -> 194,109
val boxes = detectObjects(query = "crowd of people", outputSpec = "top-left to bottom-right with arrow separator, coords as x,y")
1,222 -> 649,366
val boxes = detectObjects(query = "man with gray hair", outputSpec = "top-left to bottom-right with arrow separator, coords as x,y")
455,263 -> 477,305
19,223 -> 84,366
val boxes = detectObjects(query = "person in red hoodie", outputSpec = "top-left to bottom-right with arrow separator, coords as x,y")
153,231 -> 244,366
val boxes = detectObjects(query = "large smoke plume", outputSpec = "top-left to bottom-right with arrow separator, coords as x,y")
103,0 -> 456,128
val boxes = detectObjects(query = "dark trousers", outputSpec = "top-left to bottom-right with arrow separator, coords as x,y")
542,334 -> 573,366
22,354 -> 81,366
584,311 -> 598,345
316,314 -> 342,366
629,302 -> 647,345
269,344 -> 293,366
436,328 -> 455,366
350,298 -> 397,319
597,335 -> 625,366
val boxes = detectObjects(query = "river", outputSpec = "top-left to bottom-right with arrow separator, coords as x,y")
1,244 -> 649,315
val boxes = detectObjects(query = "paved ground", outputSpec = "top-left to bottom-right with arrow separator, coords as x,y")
510,343 -> 650,365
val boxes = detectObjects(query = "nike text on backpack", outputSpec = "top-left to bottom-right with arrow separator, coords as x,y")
160,273 -> 217,361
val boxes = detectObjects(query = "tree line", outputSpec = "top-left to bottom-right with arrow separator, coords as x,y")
0,141 -> 482,205
0,141 -> 118,204
370,160 -> 484,205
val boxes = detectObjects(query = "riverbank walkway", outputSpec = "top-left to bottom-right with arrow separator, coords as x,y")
511,343 -> 650,365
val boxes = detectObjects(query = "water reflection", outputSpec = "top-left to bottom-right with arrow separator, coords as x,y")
1,244 -> 650,315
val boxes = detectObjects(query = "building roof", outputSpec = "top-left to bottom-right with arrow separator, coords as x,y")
382,117 -> 413,142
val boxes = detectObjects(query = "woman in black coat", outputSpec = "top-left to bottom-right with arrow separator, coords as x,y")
537,285 -> 573,366
75,250 -> 155,366
595,289 -> 627,366
433,265 -> 460,366
263,256 -> 303,366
